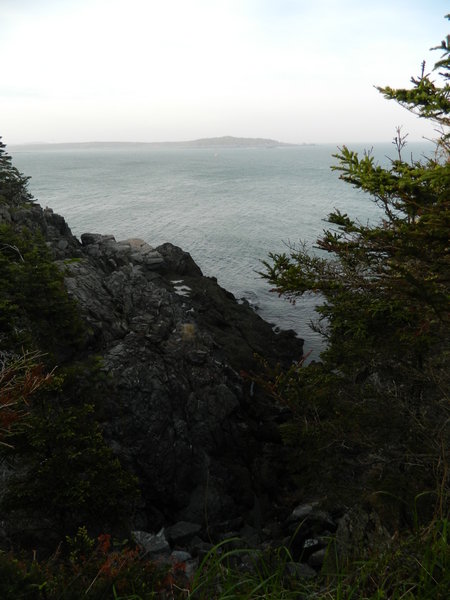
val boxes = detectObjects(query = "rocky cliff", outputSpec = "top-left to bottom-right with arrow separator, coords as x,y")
0,196 -> 304,536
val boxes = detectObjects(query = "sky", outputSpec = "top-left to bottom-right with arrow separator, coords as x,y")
1,0 -> 448,144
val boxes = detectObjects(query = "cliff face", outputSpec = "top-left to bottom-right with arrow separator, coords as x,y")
0,198 -> 303,533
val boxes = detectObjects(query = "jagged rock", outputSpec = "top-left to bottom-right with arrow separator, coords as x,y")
308,547 -> 327,568
157,241 -> 203,276
300,537 -> 324,562
1,194 -> 305,536
63,240 -> 304,528
286,507 -> 337,561
167,550 -> 199,586
239,523 -> 263,546
166,521 -> 202,546
79,232 -> 164,270
284,561 -> 317,579
188,537 -> 214,559
330,506 -> 392,563
81,232 -> 107,246
288,509 -> 336,535
289,503 -> 318,522
170,549 -> 193,563
132,529 -> 171,556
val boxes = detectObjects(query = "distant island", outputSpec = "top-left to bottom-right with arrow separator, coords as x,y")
10,136 -> 315,151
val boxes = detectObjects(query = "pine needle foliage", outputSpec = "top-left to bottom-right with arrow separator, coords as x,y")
263,34 -> 449,374
261,19 -> 450,524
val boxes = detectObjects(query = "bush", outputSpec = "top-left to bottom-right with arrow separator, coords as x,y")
261,21 -> 449,524
0,223 -> 86,359
2,391 -> 139,539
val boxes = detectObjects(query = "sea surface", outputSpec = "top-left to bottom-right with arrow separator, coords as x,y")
11,142 -> 433,360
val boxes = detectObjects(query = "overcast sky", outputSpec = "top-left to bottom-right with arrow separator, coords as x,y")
1,0 -> 448,144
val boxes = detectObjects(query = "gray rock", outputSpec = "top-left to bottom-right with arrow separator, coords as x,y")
303,537 -> 320,550
308,547 -> 327,568
289,503 -> 316,522
239,523 -> 262,547
157,242 -> 203,276
331,506 -> 392,563
57,239 -> 68,250
188,537 -> 214,559
166,521 -> 202,545
169,551 -> 199,581
132,529 -> 170,556
288,509 -> 336,536
285,561 -> 317,579
170,550 -> 193,563
81,232 -> 107,246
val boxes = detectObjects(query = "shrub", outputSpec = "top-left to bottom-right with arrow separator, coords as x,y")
261,21 -> 450,524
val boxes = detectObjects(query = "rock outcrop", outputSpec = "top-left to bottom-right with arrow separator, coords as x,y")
1,199 -> 304,534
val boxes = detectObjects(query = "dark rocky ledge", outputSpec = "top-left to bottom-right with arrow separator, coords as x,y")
2,198 -> 395,576
67,231 -> 304,530
1,201 -> 304,535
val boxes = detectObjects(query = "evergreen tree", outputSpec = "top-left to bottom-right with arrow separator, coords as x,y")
0,137 -> 32,206
261,21 -> 449,516
263,28 -> 449,375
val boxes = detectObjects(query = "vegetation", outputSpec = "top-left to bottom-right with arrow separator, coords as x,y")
261,20 -> 449,515
0,222 -> 86,358
0,139 -> 139,546
0,521 -> 448,598
0,351 -> 52,447
0,137 -> 32,207
2,400 -> 139,538
255,20 -> 450,600
0,21 -> 449,600
0,527 -> 171,600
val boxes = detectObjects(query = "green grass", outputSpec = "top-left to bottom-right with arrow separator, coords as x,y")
0,516 -> 448,599
190,518 -> 450,600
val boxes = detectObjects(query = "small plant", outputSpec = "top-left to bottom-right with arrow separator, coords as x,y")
0,223 -> 86,358
2,401 -> 140,537
0,351 -> 53,447
66,526 -> 97,566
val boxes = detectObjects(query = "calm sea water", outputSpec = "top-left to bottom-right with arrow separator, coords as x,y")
11,142 -> 432,360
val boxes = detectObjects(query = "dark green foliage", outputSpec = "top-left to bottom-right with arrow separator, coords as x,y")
0,352 -> 52,446
261,24 -> 450,523
263,142 -> 449,370
2,402 -> 138,535
322,517 -> 450,600
0,223 -> 85,358
0,522 -> 449,599
0,552 -> 43,600
0,529 -> 170,599
263,38 -> 449,372
0,137 -> 32,206
1,357 -> 140,538
0,139 -> 85,359
0,140 -> 139,544
253,357 -> 447,527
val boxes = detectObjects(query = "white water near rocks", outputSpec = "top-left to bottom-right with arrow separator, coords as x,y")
11,142 -> 432,360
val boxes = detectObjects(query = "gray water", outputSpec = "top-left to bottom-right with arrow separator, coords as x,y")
10,142 -> 433,360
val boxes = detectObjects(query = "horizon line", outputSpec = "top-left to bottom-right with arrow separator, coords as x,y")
8,136 -> 433,147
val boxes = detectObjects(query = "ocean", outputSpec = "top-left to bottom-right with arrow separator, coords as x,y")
10,141 -> 432,360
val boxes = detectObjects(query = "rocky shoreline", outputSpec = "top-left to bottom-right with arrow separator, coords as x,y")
1,199 -> 303,533
1,197 -> 395,577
